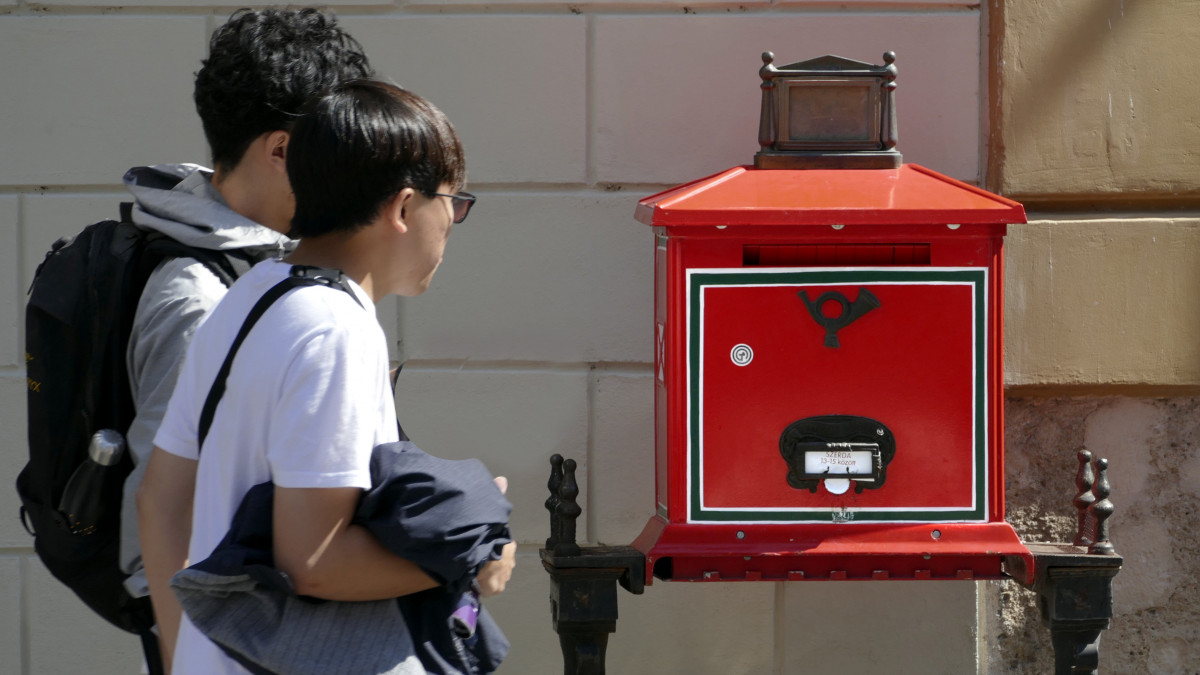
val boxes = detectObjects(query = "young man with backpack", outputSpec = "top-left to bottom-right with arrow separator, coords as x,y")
18,8 -> 373,673
138,80 -> 517,674
123,9 -> 373,603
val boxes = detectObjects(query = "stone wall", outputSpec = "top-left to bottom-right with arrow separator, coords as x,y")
991,397 -> 1200,674
989,0 -> 1200,204
988,0 -> 1200,671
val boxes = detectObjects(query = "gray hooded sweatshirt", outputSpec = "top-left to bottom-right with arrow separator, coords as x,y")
119,163 -> 294,597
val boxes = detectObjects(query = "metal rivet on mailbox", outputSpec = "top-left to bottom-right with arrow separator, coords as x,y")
931,530 -> 942,540
736,531 -> 746,539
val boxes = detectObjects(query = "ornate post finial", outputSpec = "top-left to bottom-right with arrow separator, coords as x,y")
1088,458 -> 1116,555
758,51 -> 778,151
553,458 -> 582,557
1073,450 -> 1096,546
546,454 -> 564,549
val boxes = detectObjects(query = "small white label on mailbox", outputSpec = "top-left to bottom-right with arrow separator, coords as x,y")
804,450 -> 873,476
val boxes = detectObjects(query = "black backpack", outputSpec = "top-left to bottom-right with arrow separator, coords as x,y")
16,203 -> 255,674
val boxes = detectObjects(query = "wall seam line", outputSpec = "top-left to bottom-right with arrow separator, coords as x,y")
585,12 -> 596,186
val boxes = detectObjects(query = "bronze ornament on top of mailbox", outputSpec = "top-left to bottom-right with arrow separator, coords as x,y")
756,50 -> 901,170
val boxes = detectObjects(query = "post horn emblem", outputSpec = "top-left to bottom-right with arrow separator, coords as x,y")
799,287 -> 880,348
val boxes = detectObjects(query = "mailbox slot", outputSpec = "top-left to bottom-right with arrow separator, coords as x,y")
744,243 -> 931,266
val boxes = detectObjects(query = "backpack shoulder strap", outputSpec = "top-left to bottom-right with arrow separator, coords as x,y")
142,237 -> 251,290
197,266 -> 360,451
121,202 -> 263,289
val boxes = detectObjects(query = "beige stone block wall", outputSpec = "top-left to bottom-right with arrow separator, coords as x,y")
0,197 -> 17,369
0,378 -> 29,550
398,192 -> 652,364
592,12 -> 983,183
26,561 -> 146,675
1004,216 -> 1200,388
990,3 -> 1200,667
0,17 -> 208,187
0,557 -> 23,673
783,581 -> 980,673
991,0 -> 1200,202
394,368 -> 591,544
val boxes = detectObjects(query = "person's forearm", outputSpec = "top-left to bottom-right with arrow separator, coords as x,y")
273,486 -> 438,601
136,449 -> 196,674
281,522 -> 439,601
140,511 -> 189,673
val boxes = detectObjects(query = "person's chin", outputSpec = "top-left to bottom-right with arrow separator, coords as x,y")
412,273 -> 437,295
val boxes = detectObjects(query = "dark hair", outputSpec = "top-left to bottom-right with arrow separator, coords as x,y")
287,80 -> 466,237
194,8 -> 374,171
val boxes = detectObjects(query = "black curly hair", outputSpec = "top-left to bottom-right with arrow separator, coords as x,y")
194,8 -> 374,171
287,80 -> 466,237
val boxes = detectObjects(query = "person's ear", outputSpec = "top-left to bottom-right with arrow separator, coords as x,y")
390,188 -> 415,234
265,130 -> 290,173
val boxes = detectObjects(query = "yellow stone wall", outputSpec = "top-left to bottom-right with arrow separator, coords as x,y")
1004,217 -> 1200,389
990,3 -> 1200,672
991,0 -> 1200,203
992,0 -> 1200,389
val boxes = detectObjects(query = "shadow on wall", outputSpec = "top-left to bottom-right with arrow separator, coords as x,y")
1003,0 -> 1143,144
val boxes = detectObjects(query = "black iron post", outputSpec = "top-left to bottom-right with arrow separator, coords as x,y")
540,455 -> 645,675
1004,451 -> 1123,675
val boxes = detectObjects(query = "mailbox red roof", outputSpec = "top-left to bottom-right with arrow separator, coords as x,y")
636,164 -> 1027,227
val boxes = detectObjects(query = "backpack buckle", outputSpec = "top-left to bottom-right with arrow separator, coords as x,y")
290,265 -> 346,287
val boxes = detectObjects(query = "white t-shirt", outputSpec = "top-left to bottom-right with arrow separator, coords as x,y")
154,259 -> 399,675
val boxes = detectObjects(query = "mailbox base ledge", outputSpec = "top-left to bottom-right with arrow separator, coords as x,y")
633,517 -> 1029,583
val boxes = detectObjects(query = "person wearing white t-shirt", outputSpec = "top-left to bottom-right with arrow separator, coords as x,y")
137,80 -> 515,675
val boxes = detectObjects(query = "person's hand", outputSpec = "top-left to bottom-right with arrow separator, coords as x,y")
477,475 -> 516,597
477,541 -> 516,597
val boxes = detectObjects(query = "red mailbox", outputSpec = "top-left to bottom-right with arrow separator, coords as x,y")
632,53 -> 1032,584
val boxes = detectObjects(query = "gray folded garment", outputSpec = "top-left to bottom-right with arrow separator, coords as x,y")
171,568 -> 424,675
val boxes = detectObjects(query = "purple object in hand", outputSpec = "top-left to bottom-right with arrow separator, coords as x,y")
451,589 -> 480,638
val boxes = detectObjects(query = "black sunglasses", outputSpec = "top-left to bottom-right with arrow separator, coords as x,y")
433,191 -> 477,224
